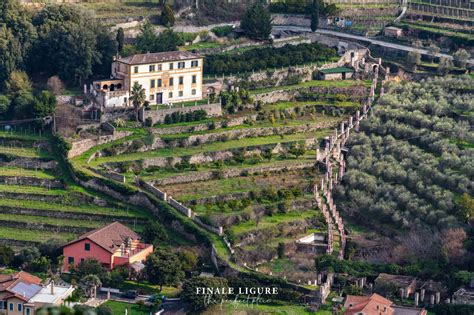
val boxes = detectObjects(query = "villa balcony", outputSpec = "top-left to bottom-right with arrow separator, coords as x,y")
113,243 -> 153,267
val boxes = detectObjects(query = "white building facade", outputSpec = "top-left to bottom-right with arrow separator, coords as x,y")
92,51 -> 204,108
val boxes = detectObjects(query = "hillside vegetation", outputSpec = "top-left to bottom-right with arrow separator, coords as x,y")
336,76 -> 473,231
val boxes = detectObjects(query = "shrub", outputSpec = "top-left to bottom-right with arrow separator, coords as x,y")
211,25 -> 234,37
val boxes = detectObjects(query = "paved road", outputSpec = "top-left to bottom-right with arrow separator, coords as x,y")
273,25 -> 474,65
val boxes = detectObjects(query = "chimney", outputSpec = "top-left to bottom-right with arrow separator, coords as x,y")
51,280 -> 55,295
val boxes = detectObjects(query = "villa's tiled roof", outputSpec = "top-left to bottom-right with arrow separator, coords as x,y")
64,222 -> 140,253
117,51 -> 201,65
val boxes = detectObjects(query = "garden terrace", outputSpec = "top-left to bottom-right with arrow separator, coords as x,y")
0,132 -> 150,246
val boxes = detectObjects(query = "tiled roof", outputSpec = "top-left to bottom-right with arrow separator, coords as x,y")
344,293 -> 394,315
117,51 -> 201,65
64,222 -> 140,253
0,271 -> 41,291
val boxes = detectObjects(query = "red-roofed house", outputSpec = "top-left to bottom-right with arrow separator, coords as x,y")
62,222 -> 153,272
0,271 -> 74,315
344,293 -> 427,315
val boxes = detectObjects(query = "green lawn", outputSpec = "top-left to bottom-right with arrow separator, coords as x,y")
204,302 -> 318,314
0,184 -> 66,195
0,131 -> 47,141
182,41 -> 222,50
0,198 -> 147,218
0,226 -> 74,243
250,80 -> 370,95
121,280 -> 181,297
0,146 -> 51,159
230,210 -> 318,235
101,300 -> 151,315
0,214 -> 106,229
0,167 -> 56,179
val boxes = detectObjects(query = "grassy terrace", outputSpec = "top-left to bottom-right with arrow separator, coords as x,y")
0,214 -> 106,229
0,167 -> 56,179
0,146 -> 51,159
158,116 -> 338,140
249,79 -> 371,95
230,210 -> 318,236
194,194 -> 315,220
0,131 -> 46,141
0,226 -> 74,243
160,169 -> 314,202
139,152 -> 316,181
397,21 -> 474,40
92,130 -> 330,166
0,198 -> 148,218
0,184 -> 66,195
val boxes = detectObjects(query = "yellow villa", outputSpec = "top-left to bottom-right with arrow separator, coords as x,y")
92,51 -> 204,108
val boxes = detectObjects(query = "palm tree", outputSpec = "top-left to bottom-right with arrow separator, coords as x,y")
130,82 -> 146,122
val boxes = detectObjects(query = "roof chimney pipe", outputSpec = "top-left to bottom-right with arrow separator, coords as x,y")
51,280 -> 54,295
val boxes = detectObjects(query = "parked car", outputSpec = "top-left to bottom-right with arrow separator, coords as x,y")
122,290 -> 138,299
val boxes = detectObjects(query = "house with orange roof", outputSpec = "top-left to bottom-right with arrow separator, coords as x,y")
344,293 -> 427,315
0,271 -> 73,315
62,222 -> 153,272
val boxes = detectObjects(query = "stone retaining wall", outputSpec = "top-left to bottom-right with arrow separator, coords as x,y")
0,205 -> 140,223
0,158 -> 57,170
140,103 -> 223,124
121,139 -> 320,170
92,168 -> 126,183
0,176 -> 63,188
179,123 -> 334,147
68,130 -> 132,158
0,220 -> 90,234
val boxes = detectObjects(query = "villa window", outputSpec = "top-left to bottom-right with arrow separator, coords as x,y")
150,79 -> 155,88
26,307 -> 31,315
169,78 -> 174,86
169,63 -> 174,70
192,89 -> 196,95
158,64 -> 162,71
68,257 -> 74,264
84,243 -> 90,251
158,79 -> 162,87
178,62 -> 185,69
17,304 -> 22,312
191,60 -> 199,67
150,94 -> 154,101
179,91 -> 183,97
149,65 -> 155,72
134,66 -> 139,74
9,303 -> 13,311
0,301 -> 5,309
192,75 -> 197,84
168,92 -> 173,98
179,76 -> 184,85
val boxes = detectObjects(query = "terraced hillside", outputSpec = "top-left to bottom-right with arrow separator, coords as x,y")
331,0 -> 401,35
0,130 -> 150,247
74,78 -> 371,284
335,76 -> 473,253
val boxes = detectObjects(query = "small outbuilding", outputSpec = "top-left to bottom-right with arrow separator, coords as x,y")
384,26 -> 403,38
317,67 -> 354,80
